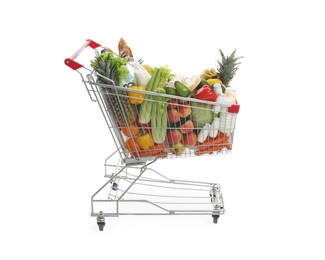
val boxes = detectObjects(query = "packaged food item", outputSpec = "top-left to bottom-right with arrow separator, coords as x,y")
218,95 -> 237,134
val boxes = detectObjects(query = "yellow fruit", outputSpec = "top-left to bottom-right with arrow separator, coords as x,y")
171,142 -> 185,155
142,65 -> 152,75
207,78 -> 222,85
200,68 -> 218,80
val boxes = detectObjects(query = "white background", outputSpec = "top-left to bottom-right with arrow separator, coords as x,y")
1,0 -> 325,259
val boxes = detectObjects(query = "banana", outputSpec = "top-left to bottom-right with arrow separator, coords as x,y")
200,68 -> 219,80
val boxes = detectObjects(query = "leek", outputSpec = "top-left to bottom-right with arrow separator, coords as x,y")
151,88 -> 168,144
138,66 -> 173,131
138,68 -> 161,124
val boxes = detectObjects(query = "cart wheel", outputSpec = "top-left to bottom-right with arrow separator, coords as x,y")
212,215 -> 220,224
97,222 -> 105,231
112,182 -> 118,191
97,211 -> 105,231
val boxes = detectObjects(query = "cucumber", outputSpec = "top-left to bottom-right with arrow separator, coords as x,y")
197,79 -> 209,89
165,87 -> 177,95
175,81 -> 190,97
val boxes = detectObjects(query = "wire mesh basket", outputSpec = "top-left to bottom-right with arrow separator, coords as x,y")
86,76 -> 239,164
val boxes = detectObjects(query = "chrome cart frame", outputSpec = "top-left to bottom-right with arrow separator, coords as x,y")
65,39 -> 239,231
92,152 -> 224,230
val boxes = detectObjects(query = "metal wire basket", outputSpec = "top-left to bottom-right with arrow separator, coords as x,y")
87,75 -> 239,163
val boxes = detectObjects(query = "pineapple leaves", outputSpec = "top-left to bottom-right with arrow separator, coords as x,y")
217,49 -> 243,86
91,52 -> 130,86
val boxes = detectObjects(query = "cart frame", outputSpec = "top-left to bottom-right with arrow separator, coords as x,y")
65,39 -> 239,230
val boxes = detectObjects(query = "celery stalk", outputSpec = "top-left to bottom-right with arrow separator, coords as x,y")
139,68 -> 161,124
151,87 -> 168,144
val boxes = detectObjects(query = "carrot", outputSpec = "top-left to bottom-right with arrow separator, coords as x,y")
196,132 -> 232,155
125,137 -> 141,157
120,123 -> 139,137
196,144 -> 232,155
139,143 -> 167,157
153,143 -> 168,157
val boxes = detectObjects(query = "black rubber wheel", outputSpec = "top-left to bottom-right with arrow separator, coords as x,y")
212,215 -> 220,224
112,182 -> 118,191
97,222 -> 105,231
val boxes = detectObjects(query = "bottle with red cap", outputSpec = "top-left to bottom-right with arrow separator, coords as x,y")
217,88 -> 237,134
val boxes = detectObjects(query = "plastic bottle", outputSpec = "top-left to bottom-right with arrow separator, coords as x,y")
213,83 -> 224,96
128,60 -> 151,87
212,105 -> 221,114
197,123 -> 210,143
224,87 -> 237,101
209,117 -> 220,138
218,94 -> 237,134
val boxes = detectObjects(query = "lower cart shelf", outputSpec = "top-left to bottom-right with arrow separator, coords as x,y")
91,156 -> 225,231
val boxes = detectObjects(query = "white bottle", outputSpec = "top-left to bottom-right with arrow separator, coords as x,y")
213,83 -> 224,96
198,123 -> 210,143
129,60 -> 151,87
209,117 -> 220,138
225,88 -> 237,103
218,94 -> 237,134
212,105 -> 221,114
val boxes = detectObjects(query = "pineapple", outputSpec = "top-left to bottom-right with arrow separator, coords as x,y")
217,49 -> 243,87
91,52 -> 136,126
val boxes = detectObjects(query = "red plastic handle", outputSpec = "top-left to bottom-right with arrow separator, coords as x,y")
228,104 -> 240,114
64,39 -> 101,70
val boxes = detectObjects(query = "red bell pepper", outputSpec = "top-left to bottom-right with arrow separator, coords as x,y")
195,85 -> 217,101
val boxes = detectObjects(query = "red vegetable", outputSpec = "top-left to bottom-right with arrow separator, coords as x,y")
136,117 -> 151,131
195,85 -> 217,101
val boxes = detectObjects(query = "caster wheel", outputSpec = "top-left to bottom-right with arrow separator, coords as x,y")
112,182 -> 118,191
97,222 -> 105,231
212,215 -> 219,224
97,211 -> 105,231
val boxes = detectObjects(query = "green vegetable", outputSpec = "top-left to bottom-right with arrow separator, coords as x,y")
139,66 -> 173,124
90,52 -> 136,126
165,87 -> 177,95
191,79 -> 209,98
90,52 -> 130,86
191,102 -> 214,128
151,66 -> 175,82
221,84 -> 226,93
138,69 -> 160,124
197,79 -> 209,90
151,88 -> 168,144
175,81 -> 190,97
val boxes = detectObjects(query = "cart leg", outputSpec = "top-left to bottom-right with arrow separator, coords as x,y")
212,215 -> 220,224
210,184 -> 223,224
97,211 -> 105,231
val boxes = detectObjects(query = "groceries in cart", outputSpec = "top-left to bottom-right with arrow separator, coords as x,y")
90,38 -> 242,159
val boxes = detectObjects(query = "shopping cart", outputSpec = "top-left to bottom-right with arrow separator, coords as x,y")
65,39 -> 240,231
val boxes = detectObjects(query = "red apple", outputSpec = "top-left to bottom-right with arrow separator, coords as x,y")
183,132 -> 198,146
167,99 -> 177,109
167,109 -> 180,123
178,104 -> 191,118
181,120 -> 194,134
167,130 -> 182,145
